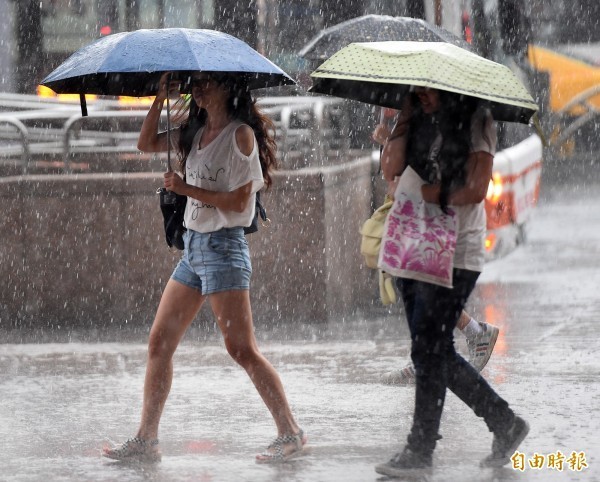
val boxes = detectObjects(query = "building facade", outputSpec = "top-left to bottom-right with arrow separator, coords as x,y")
0,0 -> 468,94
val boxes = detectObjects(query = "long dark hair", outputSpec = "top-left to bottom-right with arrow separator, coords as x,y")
172,74 -> 279,188
406,90 -> 484,212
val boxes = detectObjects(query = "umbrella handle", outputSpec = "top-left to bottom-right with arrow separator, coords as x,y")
377,107 -> 386,163
80,94 -> 88,117
166,72 -> 172,173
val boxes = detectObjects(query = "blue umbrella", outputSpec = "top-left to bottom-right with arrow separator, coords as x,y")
41,28 -> 296,114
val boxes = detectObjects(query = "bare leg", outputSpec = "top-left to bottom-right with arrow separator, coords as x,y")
456,310 -> 471,331
136,279 -> 206,440
209,289 -> 300,437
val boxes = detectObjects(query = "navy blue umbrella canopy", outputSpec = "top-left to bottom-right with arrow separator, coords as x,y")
41,28 -> 296,96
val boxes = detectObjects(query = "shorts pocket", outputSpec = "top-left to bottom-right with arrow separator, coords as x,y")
208,233 -> 233,256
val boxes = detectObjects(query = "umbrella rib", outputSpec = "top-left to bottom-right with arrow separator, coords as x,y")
314,69 -> 537,106
181,30 -> 201,74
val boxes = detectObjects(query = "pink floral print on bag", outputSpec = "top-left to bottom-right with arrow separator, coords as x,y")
378,167 -> 458,288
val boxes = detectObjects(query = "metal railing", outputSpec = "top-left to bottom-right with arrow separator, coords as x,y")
0,93 -> 350,175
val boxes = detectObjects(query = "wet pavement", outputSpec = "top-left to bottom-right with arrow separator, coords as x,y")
1,162 -> 599,481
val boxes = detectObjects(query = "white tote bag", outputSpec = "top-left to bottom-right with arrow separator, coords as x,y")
378,166 -> 458,288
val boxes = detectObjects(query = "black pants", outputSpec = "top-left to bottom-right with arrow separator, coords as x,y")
397,269 -> 514,456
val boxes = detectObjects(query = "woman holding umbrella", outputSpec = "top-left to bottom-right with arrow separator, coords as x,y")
372,111 -> 499,385
374,86 -> 529,477
102,72 -> 306,463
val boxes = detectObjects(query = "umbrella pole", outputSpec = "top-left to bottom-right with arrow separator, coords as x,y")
166,73 -> 172,173
79,93 -> 88,117
377,107 -> 385,173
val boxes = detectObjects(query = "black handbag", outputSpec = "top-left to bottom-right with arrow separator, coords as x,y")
157,187 -> 187,250
243,191 -> 268,235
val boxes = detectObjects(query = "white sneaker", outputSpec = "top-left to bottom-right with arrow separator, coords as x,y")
381,362 -> 416,386
466,322 -> 499,372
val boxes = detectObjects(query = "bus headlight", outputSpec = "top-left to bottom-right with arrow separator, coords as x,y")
486,173 -> 503,203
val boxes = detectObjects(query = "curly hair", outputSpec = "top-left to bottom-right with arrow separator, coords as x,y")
171,74 -> 279,188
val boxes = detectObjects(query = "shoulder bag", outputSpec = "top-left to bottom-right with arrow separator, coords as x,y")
378,166 -> 458,288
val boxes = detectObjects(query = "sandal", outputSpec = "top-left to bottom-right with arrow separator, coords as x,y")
102,437 -> 161,462
255,429 -> 307,464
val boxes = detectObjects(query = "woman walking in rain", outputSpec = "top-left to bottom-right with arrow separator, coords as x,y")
375,86 -> 529,477
103,72 -> 306,463
372,111 -> 499,385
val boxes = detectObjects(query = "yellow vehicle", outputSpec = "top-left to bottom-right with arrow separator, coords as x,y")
528,44 -> 600,154
524,0 -> 600,155
458,0 -> 599,156
529,45 -> 600,115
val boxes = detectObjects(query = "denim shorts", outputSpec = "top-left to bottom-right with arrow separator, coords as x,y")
171,227 -> 252,295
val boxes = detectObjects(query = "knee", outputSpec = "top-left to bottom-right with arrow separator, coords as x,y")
225,341 -> 260,369
147,330 -> 176,361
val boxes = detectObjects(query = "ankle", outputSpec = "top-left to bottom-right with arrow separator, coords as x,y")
282,429 -> 305,445
462,318 -> 483,338
493,412 -> 516,436
137,426 -> 158,439
278,426 -> 301,438
134,434 -> 159,445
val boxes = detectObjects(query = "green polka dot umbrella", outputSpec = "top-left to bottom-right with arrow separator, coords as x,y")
309,41 -> 538,124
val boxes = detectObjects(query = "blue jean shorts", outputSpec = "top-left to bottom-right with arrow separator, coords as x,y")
171,227 -> 252,295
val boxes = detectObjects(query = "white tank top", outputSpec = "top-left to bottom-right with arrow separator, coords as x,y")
183,120 -> 264,233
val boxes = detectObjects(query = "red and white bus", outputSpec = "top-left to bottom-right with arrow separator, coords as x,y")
485,133 -> 543,260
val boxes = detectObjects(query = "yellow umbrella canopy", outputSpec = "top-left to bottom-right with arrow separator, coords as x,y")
310,41 -> 539,124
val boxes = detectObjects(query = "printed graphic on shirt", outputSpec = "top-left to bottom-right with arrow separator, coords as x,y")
190,200 -> 216,220
186,161 -> 226,219
187,164 -> 225,183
